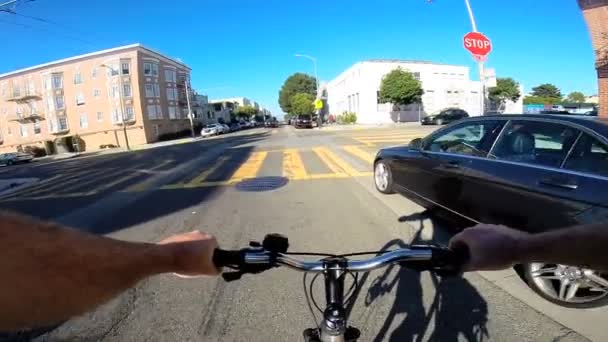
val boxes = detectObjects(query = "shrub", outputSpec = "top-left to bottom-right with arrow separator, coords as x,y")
157,129 -> 192,142
337,112 -> 357,124
99,144 -> 118,149
23,145 -> 47,157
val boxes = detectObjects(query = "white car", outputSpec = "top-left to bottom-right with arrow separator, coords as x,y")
200,124 -> 221,137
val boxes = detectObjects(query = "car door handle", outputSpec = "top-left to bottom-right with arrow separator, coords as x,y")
538,178 -> 578,190
442,161 -> 460,169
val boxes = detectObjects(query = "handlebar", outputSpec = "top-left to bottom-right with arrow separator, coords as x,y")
213,234 -> 469,282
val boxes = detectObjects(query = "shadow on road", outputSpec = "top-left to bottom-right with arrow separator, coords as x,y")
0,131 -> 270,234
346,210 -> 488,342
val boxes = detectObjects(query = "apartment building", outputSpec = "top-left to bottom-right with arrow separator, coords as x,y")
0,43 -> 193,154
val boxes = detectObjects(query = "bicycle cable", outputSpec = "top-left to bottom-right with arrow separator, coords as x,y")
303,272 -> 321,333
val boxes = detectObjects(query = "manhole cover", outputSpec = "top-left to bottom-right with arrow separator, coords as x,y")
235,176 -> 289,192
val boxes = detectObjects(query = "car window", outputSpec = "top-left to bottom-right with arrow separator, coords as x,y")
490,120 -> 579,168
563,133 -> 608,177
424,120 -> 504,157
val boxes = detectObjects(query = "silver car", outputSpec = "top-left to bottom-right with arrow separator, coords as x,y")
0,152 -> 34,166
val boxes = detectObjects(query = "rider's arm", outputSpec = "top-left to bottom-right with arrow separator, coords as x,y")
449,223 -> 608,272
0,211 -> 219,331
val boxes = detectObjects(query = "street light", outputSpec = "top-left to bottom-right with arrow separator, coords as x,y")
294,54 -> 319,95
100,63 -> 130,150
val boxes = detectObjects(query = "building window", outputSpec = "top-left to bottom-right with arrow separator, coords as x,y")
125,106 -> 134,121
43,76 -> 52,90
166,87 -> 177,101
74,71 -> 82,84
79,113 -> 88,128
97,111 -> 103,122
123,84 -> 132,97
58,117 -> 68,131
93,89 -> 100,97
109,85 -> 119,99
164,69 -> 176,82
76,92 -> 85,105
33,121 -> 41,135
91,68 -> 97,78
112,109 -> 121,123
147,104 -> 163,120
108,65 -> 119,76
413,72 -> 420,80
168,106 -> 178,119
153,84 -> 160,97
145,84 -> 154,98
153,124 -> 159,137
46,97 -> 55,111
121,62 -> 130,75
52,74 -> 63,89
55,96 -> 65,109
19,124 -> 28,137
144,62 -> 159,76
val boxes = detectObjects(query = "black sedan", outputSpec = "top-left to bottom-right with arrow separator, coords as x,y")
295,114 -> 313,129
374,114 -> 608,308
421,108 -> 469,125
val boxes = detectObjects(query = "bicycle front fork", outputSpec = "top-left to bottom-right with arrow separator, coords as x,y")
303,326 -> 360,342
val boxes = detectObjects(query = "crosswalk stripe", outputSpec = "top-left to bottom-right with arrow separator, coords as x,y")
187,156 -> 230,185
13,169 -> 109,198
227,151 -> 268,183
313,147 -> 361,177
108,160 -> 174,193
58,167 -> 137,195
283,149 -> 308,180
343,146 -> 375,164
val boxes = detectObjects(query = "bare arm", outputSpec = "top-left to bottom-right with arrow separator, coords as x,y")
0,211 -> 219,331
449,223 -> 608,272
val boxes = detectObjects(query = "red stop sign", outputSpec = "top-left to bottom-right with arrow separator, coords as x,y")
463,32 -> 492,57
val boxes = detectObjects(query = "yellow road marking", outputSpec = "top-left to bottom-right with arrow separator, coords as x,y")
343,145 -> 375,164
313,147 -> 362,177
283,149 -> 308,180
227,151 -> 268,183
187,156 -> 230,185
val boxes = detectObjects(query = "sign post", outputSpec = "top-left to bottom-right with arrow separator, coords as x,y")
463,31 -> 492,115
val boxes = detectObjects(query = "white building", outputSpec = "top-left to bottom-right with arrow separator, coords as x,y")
326,59 -> 484,124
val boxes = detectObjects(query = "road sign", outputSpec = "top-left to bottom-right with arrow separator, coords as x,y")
463,32 -> 492,61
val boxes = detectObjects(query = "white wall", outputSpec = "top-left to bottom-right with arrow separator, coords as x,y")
327,60 -> 483,124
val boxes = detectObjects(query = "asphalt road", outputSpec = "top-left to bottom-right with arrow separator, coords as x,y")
0,125 -> 587,341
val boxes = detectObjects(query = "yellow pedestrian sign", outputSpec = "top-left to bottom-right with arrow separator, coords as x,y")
314,99 -> 324,110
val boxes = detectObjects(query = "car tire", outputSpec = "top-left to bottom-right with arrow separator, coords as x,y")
522,263 -> 608,308
6,160 -> 14,166
374,160 -> 395,194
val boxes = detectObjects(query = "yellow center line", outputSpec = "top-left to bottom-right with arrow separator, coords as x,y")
283,149 -> 308,180
343,145 -> 375,164
313,147 -> 362,177
227,151 -> 268,183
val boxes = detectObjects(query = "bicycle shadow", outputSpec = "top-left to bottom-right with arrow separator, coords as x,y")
364,211 -> 489,341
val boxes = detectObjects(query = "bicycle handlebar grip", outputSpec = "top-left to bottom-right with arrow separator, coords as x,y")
212,248 -> 243,268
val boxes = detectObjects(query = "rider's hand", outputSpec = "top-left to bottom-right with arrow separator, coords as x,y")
449,224 -> 530,271
158,230 -> 221,277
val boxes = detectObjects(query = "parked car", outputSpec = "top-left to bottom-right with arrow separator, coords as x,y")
229,123 -> 241,132
421,108 -> 469,125
295,114 -> 313,128
200,124 -> 221,137
0,152 -> 34,166
221,124 -> 230,133
374,114 -> 608,308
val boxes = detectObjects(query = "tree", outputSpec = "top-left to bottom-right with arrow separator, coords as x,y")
488,78 -> 521,112
523,96 -> 563,105
531,83 -> 562,99
566,91 -> 586,103
278,73 -> 317,114
378,68 -> 424,107
235,105 -> 258,119
290,93 -> 315,115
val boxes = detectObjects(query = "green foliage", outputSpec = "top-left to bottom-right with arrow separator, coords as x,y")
278,73 -> 317,114
379,68 -> 424,106
523,96 -> 563,105
566,91 -> 586,103
290,93 -> 315,115
235,105 -> 258,118
337,112 -> 357,124
23,145 -> 46,157
531,83 -> 562,99
488,78 -> 521,107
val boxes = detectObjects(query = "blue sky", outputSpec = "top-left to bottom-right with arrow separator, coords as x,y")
0,0 -> 598,117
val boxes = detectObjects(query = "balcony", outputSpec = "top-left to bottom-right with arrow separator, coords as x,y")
4,89 -> 42,102
7,112 -> 45,122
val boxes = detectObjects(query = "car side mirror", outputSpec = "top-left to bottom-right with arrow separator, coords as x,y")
409,138 -> 423,150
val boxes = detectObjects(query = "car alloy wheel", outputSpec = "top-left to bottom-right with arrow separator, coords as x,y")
436,119 -> 443,125
374,160 -> 394,194
525,263 -> 608,308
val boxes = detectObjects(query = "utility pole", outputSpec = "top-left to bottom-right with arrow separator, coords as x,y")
184,76 -> 195,138
464,0 -> 486,115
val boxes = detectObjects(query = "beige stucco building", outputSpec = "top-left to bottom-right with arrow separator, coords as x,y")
0,43 -> 194,154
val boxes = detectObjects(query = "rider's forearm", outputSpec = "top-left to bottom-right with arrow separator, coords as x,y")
0,212 -> 176,331
516,223 -> 608,271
